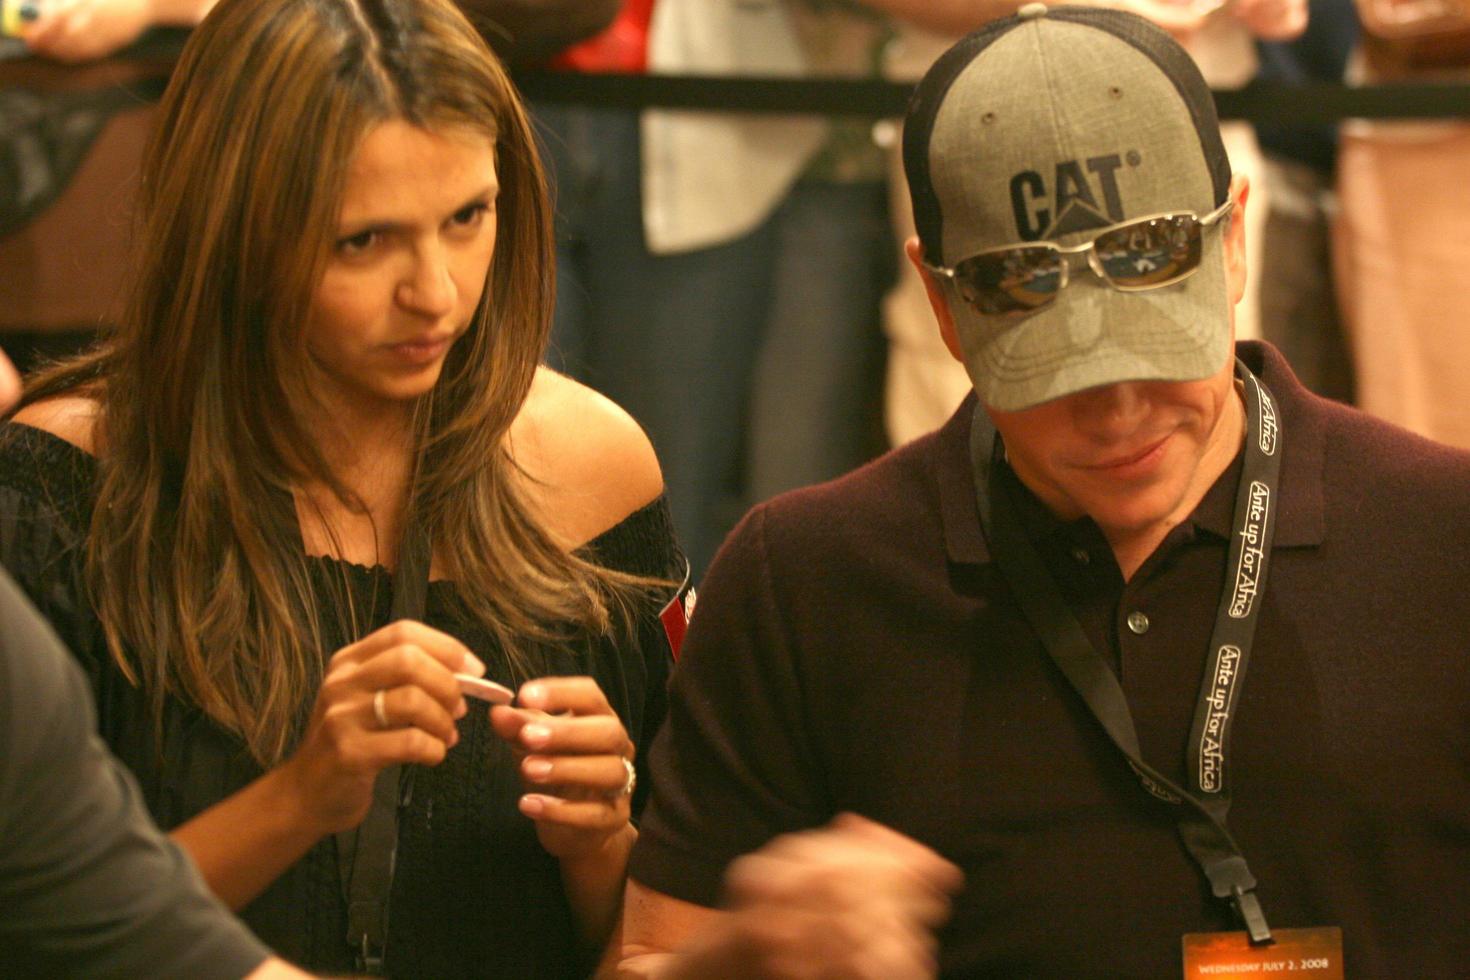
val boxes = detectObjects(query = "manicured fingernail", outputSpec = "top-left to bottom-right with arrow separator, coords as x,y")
522,723 -> 551,747
519,794 -> 547,816
520,682 -> 544,706
523,758 -> 552,780
461,651 -> 486,675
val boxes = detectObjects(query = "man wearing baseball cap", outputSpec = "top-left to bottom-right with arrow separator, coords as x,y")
611,7 -> 1470,978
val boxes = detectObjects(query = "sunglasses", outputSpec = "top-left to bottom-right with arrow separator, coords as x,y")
924,200 -> 1234,316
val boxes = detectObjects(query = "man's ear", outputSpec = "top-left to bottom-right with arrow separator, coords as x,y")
904,236 -> 966,365
1223,173 -> 1249,309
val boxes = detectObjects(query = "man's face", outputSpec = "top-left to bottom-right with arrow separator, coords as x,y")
986,354 -> 1240,543
912,173 -> 1251,552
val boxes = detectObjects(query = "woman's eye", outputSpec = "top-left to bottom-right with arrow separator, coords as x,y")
336,229 -> 379,256
450,203 -> 489,229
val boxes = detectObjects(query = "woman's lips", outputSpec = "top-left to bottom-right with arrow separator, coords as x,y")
385,334 -> 453,365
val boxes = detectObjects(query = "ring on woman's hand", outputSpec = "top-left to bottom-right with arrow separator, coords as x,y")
618,757 -> 636,798
373,689 -> 390,729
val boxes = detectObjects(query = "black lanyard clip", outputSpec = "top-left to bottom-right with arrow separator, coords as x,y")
357,933 -> 386,975
1206,854 -> 1273,946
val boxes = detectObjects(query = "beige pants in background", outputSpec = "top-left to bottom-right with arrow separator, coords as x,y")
1335,122 -> 1470,449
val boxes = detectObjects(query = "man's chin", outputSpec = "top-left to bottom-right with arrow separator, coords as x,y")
1085,487 -> 1189,543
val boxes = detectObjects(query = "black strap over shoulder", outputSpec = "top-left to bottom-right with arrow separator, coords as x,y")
336,511 -> 433,974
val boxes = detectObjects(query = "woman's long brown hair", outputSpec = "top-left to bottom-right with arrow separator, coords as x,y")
18,0 -> 652,765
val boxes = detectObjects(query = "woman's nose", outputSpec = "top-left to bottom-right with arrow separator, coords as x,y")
395,246 -> 455,317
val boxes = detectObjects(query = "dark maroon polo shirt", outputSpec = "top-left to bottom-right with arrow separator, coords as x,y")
630,342 -> 1470,978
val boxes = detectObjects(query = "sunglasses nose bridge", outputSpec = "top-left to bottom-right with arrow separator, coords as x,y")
1078,245 -> 1112,285
1053,242 -> 1104,289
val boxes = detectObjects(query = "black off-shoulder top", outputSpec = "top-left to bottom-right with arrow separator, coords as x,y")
0,422 -> 684,979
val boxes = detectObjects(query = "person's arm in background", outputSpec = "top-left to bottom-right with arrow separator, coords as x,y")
850,0 -> 1302,45
18,0 -> 217,63
0,566 -> 312,979
0,348 -> 19,411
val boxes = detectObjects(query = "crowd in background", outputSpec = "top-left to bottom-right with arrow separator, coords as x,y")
6,0 -> 1464,578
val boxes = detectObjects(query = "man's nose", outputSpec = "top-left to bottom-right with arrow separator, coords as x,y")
1072,381 -> 1150,438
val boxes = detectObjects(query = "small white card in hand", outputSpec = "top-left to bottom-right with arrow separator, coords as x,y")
455,674 -> 514,705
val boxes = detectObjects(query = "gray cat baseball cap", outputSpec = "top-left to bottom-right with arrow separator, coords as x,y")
903,5 -> 1234,411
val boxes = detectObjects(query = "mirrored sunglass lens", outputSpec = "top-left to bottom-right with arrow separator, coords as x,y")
1094,214 -> 1203,288
955,247 -> 1062,314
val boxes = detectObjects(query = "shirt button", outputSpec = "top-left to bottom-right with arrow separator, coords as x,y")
1071,547 -> 1091,565
1126,611 -> 1150,635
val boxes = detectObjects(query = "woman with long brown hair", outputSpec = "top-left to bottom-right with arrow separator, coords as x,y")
0,0 -> 685,975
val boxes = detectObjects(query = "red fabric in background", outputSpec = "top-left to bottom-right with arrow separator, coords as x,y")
551,0 -> 653,73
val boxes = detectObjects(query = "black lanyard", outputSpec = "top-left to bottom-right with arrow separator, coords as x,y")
969,361 -> 1283,945
335,512 -> 432,974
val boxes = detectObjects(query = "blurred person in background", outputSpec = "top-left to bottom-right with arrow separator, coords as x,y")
545,0 -> 894,579
1333,11 -> 1470,446
0,345 -> 18,406
1252,0 -> 1358,402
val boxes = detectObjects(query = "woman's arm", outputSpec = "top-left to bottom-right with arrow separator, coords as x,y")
559,815 -> 639,951
498,368 -> 670,949
169,766 -> 332,911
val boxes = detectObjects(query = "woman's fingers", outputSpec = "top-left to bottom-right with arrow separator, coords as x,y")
516,676 -> 613,716
518,792 -> 628,829
330,619 -> 484,676
517,711 -> 631,757
483,677 -> 637,859
345,643 -> 465,714
368,684 -> 462,747
521,753 -> 629,795
359,726 -> 453,769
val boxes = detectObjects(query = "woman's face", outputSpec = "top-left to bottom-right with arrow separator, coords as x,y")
305,119 -> 500,416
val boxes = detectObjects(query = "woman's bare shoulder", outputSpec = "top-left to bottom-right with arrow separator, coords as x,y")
10,396 -> 101,455
508,367 -> 664,548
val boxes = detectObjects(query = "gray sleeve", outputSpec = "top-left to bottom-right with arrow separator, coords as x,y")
0,569 -> 273,980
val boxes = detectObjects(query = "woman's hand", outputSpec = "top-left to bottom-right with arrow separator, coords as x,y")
279,620 -> 481,838
490,676 -> 636,862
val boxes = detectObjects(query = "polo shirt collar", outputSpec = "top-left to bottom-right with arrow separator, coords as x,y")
933,340 -> 1327,567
